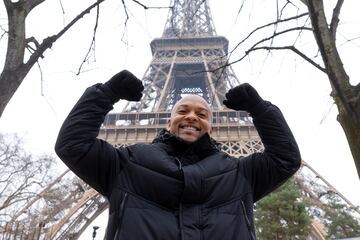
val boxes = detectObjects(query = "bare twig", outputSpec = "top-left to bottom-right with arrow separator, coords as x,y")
57,0 -> 66,26
130,0 -> 171,10
131,0 -> 148,9
0,25 -> 8,41
246,46 -> 326,73
230,12 -> 309,54
236,0 -> 246,16
25,40 -> 56,113
249,27 -> 313,51
76,2 -> 101,75
121,0 -> 130,43
58,0 -> 65,14
338,35 -> 360,48
292,17 -> 311,46
36,61 -> 44,96
26,37 -> 42,56
278,0 -> 300,21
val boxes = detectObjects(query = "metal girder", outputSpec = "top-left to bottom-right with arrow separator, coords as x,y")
162,0 -> 216,37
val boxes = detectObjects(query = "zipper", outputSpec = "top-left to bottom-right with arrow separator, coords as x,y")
240,200 -> 255,240
175,157 -> 182,170
114,193 -> 129,239
175,157 -> 184,240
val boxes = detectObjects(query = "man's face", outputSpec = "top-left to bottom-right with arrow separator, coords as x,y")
167,95 -> 212,143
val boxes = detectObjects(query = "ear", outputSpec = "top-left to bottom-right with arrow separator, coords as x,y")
167,119 -> 171,131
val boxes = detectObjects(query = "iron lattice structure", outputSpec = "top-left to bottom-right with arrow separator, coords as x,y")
1,1 -> 359,239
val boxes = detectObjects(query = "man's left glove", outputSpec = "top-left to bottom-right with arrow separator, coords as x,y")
223,83 -> 263,113
103,70 -> 144,102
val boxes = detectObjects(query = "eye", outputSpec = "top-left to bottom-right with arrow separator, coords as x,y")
197,113 -> 207,118
177,109 -> 187,114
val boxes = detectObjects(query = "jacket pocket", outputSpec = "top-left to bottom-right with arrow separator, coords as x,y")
114,192 -> 129,239
240,200 -> 255,240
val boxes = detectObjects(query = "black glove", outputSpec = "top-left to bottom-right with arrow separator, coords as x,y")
104,70 -> 144,102
223,83 -> 263,112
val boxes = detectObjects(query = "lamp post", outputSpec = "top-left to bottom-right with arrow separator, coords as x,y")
92,226 -> 100,240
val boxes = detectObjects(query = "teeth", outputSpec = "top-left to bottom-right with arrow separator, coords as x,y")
181,126 -> 199,131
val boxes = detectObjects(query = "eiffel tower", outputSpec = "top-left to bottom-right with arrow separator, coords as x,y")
99,0 -> 261,155
1,1 -> 359,239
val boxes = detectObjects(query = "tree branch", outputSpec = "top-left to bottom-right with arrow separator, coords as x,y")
25,37 -> 42,56
24,0 -> 47,14
248,46 -> 326,73
0,25 -> 7,41
330,0 -> 344,38
249,26 -> 312,52
128,0 -> 171,10
212,42 -> 326,75
278,0 -> 300,20
76,2 -> 101,75
120,0 -> 130,43
24,0 -> 106,72
230,12 -> 309,54
131,0 -> 148,9
3,0 -> 12,8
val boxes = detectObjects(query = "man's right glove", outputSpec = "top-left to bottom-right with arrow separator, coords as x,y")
103,70 -> 144,102
223,83 -> 263,113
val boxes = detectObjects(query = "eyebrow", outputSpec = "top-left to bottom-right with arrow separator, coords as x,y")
177,104 -> 209,112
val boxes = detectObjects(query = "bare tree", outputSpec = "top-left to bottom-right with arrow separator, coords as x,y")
229,0 -> 360,177
0,0 -> 106,118
0,162 -> 93,238
0,133 -> 54,222
0,133 -> 91,237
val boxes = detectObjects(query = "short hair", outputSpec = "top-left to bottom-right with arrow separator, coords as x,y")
171,95 -> 213,123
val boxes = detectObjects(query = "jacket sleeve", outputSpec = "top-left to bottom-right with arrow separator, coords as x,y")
240,101 -> 301,202
55,84 -> 129,197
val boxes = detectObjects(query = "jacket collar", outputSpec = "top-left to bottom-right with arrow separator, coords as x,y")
152,129 -> 220,160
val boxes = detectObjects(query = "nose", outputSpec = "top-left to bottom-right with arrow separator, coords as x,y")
184,111 -> 197,121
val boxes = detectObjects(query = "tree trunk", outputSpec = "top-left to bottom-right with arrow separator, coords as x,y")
0,71 -> 25,117
307,0 -> 360,178
0,1 -> 27,117
337,102 -> 360,177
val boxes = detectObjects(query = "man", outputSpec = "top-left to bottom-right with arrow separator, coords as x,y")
55,70 -> 301,239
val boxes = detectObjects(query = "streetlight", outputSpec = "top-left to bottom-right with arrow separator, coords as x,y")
92,226 -> 100,240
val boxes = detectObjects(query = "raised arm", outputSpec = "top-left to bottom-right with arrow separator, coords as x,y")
223,83 -> 301,201
55,70 -> 144,196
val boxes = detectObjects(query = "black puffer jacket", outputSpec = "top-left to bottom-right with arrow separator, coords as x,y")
55,84 -> 301,240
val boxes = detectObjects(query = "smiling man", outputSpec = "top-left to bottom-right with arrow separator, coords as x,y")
168,95 -> 212,143
55,70 -> 301,240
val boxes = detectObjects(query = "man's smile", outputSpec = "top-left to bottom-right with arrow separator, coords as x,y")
180,125 -> 200,131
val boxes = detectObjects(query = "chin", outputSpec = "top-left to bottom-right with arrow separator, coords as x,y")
180,136 -> 198,143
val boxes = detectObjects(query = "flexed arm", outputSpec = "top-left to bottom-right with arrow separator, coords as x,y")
223,83 -> 301,201
55,70 -> 144,196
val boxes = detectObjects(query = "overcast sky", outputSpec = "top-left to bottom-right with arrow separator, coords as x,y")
1,0 -> 359,238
